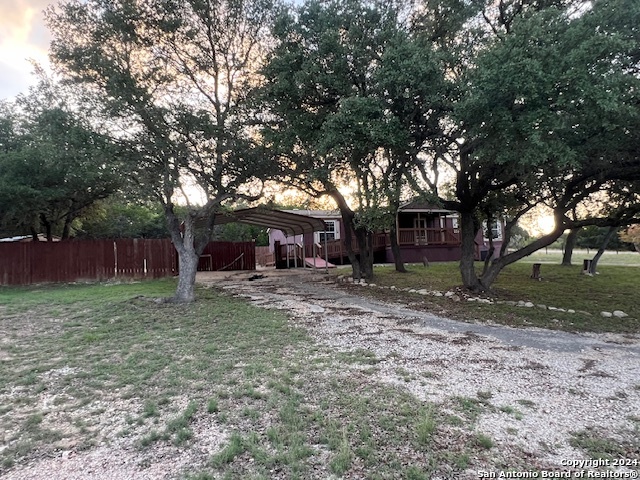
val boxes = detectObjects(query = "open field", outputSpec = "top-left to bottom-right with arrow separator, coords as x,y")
362,260 -> 640,333
0,271 -> 638,479
517,249 -> 640,266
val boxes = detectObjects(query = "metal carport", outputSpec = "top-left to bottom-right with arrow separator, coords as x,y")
214,207 -> 331,271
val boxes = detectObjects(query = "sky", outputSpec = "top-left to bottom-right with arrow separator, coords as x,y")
0,0 -> 52,101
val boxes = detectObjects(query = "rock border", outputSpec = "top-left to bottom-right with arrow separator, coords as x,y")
333,275 -> 629,319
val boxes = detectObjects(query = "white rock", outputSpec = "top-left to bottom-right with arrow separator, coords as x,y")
368,283 -> 377,287
433,291 -> 443,297
600,311 -> 613,318
537,304 -> 547,310
567,309 -> 575,314
613,310 -> 628,318
467,297 -> 477,302
390,285 -> 396,290
524,302 -> 534,308
417,289 -> 428,295
444,291 -> 455,297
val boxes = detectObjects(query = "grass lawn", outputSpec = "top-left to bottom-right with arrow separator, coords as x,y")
517,248 -> 640,266
362,259 -> 640,334
0,279 -> 494,479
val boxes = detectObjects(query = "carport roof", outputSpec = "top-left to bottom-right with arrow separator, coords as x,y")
214,207 -> 326,236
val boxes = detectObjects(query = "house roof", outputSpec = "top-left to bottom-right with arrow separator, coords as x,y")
282,209 -> 342,219
214,207 -> 326,236
398,201 -> 456,214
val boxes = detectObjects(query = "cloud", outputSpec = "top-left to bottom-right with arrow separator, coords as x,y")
0,0 -> 52,99
0,60 -> 34,101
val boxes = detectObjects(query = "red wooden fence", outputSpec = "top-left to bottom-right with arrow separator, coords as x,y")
198,241 -> 256,271
0,238 -> 177,286
0,239 -> 257,285
255,246 -> 274,267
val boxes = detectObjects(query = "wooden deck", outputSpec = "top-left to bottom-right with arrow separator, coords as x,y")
274,228 -> 460,267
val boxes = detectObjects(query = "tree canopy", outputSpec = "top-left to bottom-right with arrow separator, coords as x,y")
47,0 -> 277,301
261,0 -> 451,278
22,0 -> 638,295
409,0 -> 640,289
0,78 -> 121,241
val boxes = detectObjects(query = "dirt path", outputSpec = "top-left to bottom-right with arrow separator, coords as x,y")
198,270 -> 640,474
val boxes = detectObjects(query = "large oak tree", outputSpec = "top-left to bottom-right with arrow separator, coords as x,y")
0,78 -> 120,240
47,0 -> 276,301
261,0 -> 449,279
412,0 -> 640,290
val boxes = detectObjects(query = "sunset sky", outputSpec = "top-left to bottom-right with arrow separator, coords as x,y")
0,0 -> 52,100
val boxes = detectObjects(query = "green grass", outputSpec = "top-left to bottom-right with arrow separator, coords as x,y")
569,429 -> 638,460
361,261 -> 640,333
521,248 -> 640,266
0,278 -> 499,478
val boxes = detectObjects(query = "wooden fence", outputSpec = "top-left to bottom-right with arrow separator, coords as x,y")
0,239 -> 257,286
197,241 -> 256,271
0,239 -> 177,286
255,246 -> 274,267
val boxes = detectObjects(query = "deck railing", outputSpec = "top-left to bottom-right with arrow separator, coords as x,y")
316,232 -> 390,258
275,228 -> 460,265
397,228 -> 460,246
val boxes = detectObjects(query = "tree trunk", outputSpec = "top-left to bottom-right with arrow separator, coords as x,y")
174,247 -> 199,302
459,210 -> 482,290
30,227 -> 39,242
389,223 -> 406,273
474,217 -> 567,290
330,189 -> 370,280
61,214 -> 73,240
355,229 -> 374,280
165,209 -> 211,303
561,228 -> 579,266
340,210 -> 361,279
40,214 -> 53,242
588,227 -> 616,275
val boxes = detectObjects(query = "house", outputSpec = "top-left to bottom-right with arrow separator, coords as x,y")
267,203 -> 506,265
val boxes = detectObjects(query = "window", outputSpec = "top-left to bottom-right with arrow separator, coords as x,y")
483,220 -> 502,241
449,216 -> 459,232
317,220 -> 337,243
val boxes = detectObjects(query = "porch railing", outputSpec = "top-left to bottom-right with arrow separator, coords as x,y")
275,228 -> 460,265
397,228 -> 460,246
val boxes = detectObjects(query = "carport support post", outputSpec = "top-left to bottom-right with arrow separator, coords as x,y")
302,235 -> 307,269
286,237 -> 290,268
293,235 -> 298,268
324,234 -> 328,274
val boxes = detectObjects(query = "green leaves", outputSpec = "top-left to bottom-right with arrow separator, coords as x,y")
0,83 -> 121,239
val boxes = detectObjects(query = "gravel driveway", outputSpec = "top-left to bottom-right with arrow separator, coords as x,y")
202,269 -> 640,475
